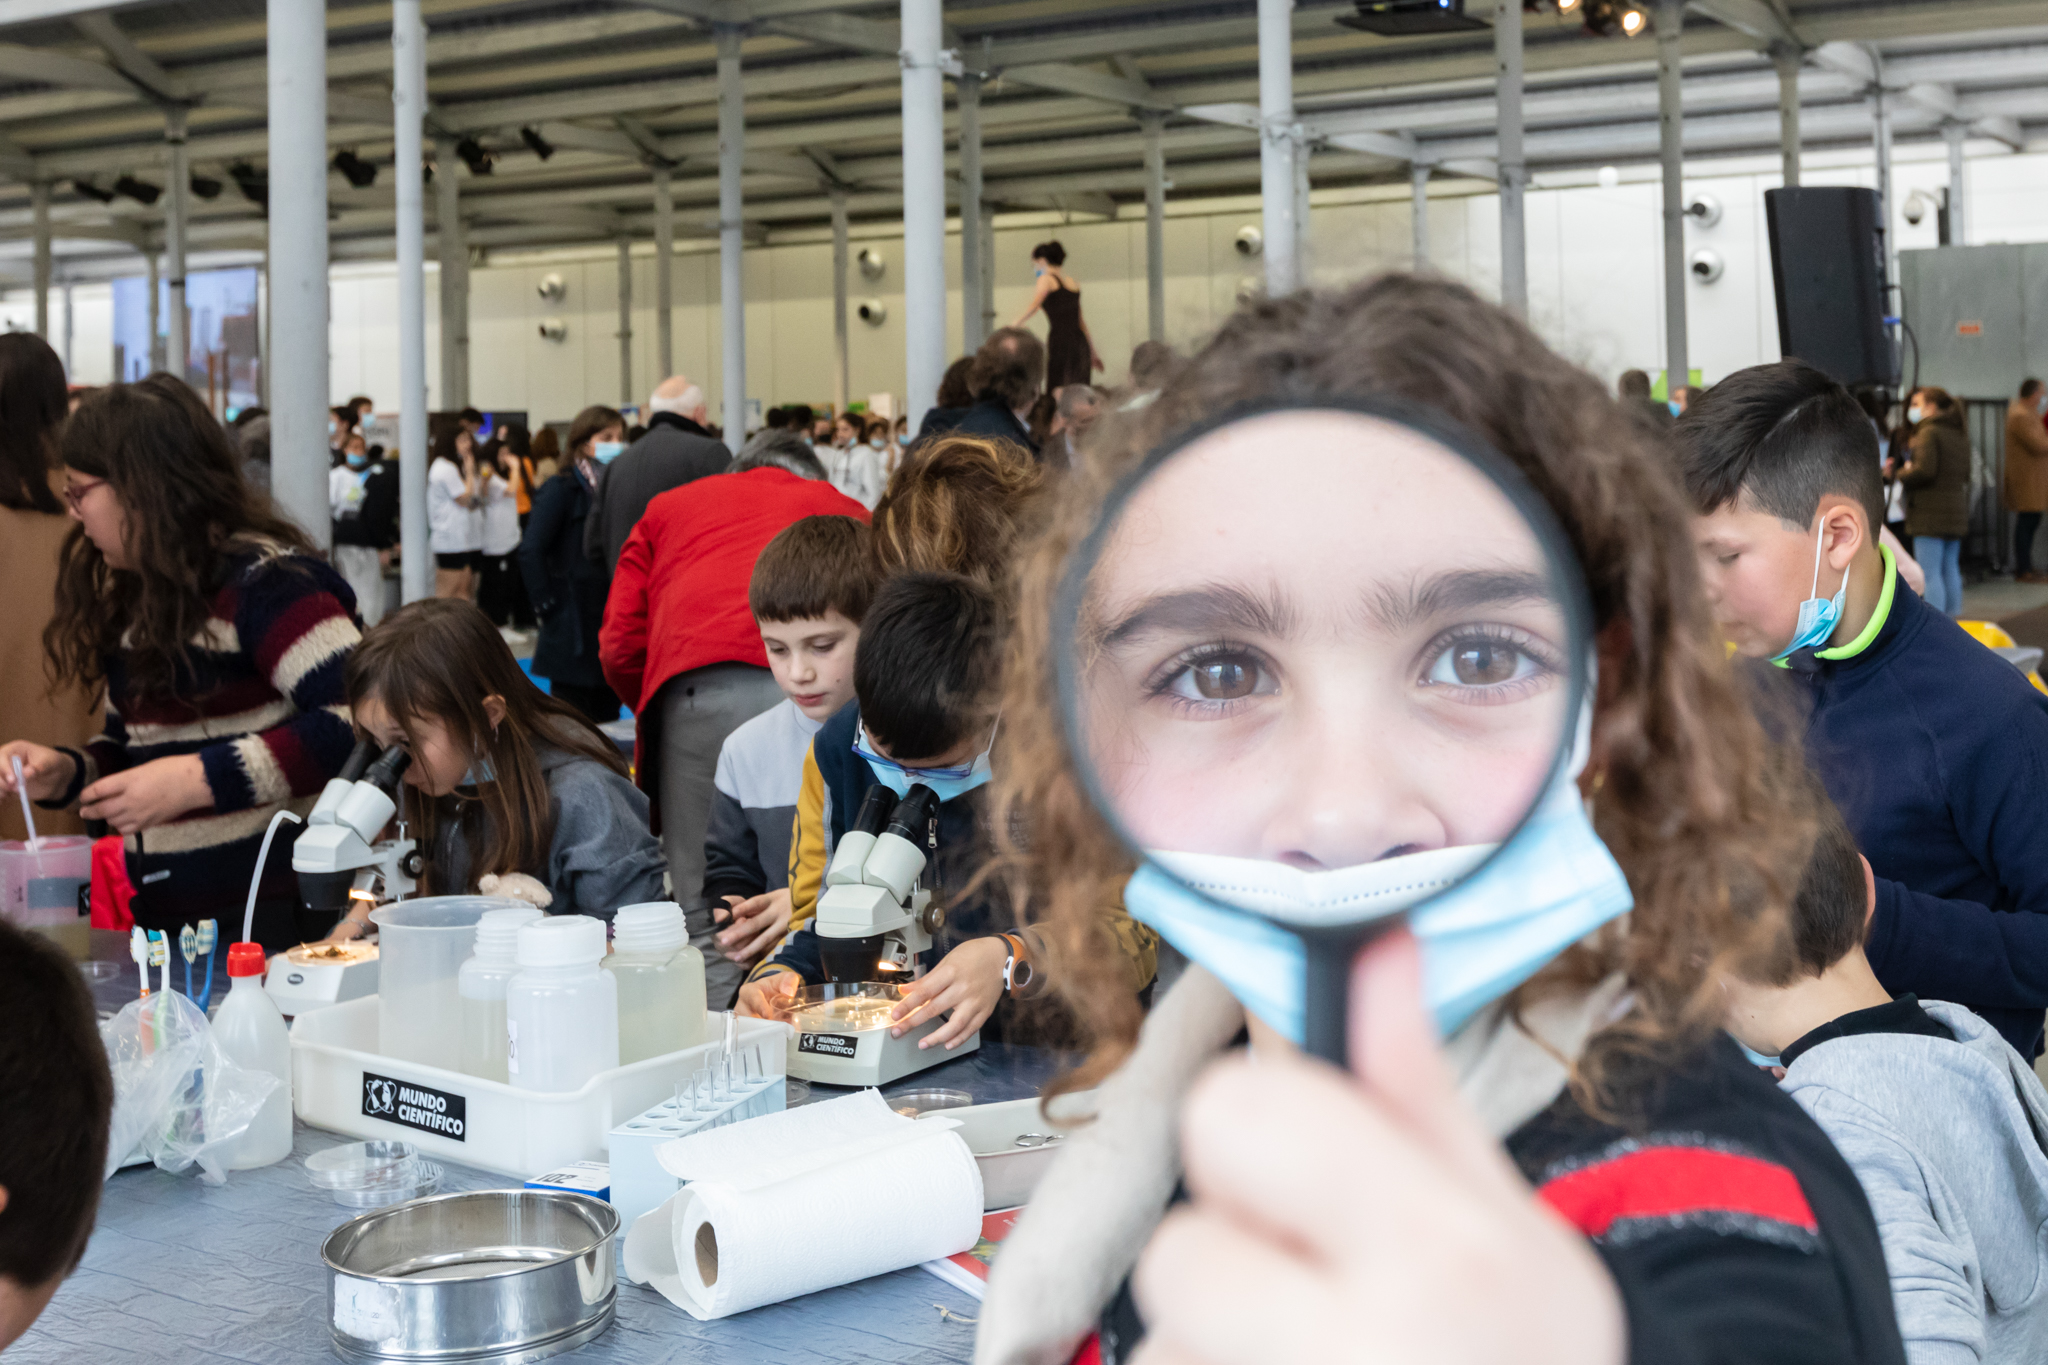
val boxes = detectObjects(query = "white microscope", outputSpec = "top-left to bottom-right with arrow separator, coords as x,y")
269,741 -> 420,1016
784,784 -> 980,1086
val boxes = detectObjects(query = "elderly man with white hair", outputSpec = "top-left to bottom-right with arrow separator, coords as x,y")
584,374 -> 731,570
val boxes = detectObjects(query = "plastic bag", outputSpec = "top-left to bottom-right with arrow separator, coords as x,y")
100,990 -> 280,1185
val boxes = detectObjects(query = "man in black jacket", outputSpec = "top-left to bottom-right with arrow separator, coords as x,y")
584,376 -> 731,570
918,328 -> 1043,456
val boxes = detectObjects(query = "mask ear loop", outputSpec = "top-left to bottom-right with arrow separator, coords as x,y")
1809,517 -> 1828,600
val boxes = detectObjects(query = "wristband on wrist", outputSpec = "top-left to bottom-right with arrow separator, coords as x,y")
999,933 -> 1038,998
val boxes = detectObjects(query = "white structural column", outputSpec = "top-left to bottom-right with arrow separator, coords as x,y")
831,186 -> 849,415
266,0 -> 328,549
31,182 -> 50,340
1294,137 -> 1311,275
979,211 -> 995,342
1656,0 -> 1688,400
899,0 -> 948,425
653,167 -> 674,379
1774,45 -> 1801,187
394,0 -> 431,603
146,248 -> 161,371
1256,0 -> 1298,296
1945,122 -> 1966,246
1411,162 -> 1430,268
959,73 -> 985,353
716,24 -> 747,443
616,235 -> 633,406
164,105 -> 191,381
1143,112 -> 1167,342
434,136 -> 469,410
1496,0 -> 1526,315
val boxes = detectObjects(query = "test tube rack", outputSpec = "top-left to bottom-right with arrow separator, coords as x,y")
608,1045 -> 787,1255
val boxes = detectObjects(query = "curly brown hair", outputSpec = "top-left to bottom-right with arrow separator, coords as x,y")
990,274 -> 1813,1118
870,433 -> 1047,591
47,375 -> 313,701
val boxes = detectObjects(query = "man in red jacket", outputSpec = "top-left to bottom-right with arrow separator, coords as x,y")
600,430 -> 868,1003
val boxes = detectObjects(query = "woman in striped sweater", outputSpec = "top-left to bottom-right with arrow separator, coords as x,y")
0,376 -> 361,950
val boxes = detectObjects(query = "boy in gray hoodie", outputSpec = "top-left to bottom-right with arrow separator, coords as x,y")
1724,802 -> 2048,1365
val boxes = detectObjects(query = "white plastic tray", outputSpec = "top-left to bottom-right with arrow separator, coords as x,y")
290,996 -> 792,1178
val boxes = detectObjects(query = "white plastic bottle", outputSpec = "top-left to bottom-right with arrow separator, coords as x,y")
506,915 -> 619,1093
604,901 -> 708,1063
458,905 -> 545,1081
214,942 -> 293,1169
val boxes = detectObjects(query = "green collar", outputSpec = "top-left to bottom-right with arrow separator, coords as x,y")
1771,544 -> 1896,668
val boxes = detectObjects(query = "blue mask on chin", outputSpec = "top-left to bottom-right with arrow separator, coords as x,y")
459,754 -> 497,787
854,722 -> 995,803
1772,520 -> 1848,662
1122,701 -> 1634,1043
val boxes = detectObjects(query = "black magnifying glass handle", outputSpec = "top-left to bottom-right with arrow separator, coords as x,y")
1298,919 -> 1407,1069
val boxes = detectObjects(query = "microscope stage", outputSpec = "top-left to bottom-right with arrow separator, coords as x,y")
264,940 -> 379,1017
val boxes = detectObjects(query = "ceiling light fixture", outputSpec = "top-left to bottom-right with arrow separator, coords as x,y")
189,174 -> 222,200
113,174 -> 161,205
455,137 -> 494,176
332,149 -> 378,189
229,161 -> 269,212
71,179 -> 116,204
520,126 -> 555,161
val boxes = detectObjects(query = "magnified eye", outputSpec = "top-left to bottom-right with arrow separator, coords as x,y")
1155,647 -> 1278,709
1421,628 -> 1552,699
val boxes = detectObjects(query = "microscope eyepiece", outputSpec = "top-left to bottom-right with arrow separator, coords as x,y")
337,737 -> 377,783
884,785 -> 941,845
851,785 -> 896,838
363,743 -> 412,792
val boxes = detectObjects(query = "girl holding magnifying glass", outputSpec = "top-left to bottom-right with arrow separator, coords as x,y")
973,277 -> 1905,1365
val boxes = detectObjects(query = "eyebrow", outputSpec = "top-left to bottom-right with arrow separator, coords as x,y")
1099,582 -> 1298,648
1360,568 -> 1555,632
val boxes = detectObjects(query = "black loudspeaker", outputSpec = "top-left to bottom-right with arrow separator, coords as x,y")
1765,187 -> 1897,388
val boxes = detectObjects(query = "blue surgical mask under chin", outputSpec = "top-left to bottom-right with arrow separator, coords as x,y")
1772,520 -> 1848,662
591,441 -> 626,465
869,437 -> 887,451
345,453 -> 368,469
1123,700 -> 1634,1043
856,722 -> 994,803
459,754 -> 497,787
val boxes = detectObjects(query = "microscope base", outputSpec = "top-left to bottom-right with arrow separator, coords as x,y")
786,1014 -> 981,1087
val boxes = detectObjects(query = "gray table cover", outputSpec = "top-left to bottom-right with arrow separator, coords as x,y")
13,1041 -> 1066,1364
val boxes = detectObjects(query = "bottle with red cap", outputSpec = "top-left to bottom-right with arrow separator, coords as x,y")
215,941 -> 293,1169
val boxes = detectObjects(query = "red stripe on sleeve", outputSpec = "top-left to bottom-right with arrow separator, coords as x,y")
1537,1145 -> 1818,1240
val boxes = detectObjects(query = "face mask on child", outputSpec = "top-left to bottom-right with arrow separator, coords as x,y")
854,721 -> 996,803
592,441 -> 626,464
868,437 -> 887,451
1772,518 -> 1849,661
345,451 -> 368,469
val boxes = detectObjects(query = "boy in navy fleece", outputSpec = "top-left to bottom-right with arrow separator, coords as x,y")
1678,359 -> 2048,1056
698,515 -> 875,1008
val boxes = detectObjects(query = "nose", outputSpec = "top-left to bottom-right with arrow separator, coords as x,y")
1254,702 -> 1447,871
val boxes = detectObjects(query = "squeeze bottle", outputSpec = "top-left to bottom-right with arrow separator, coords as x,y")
458,905 -> 545,1081
214,943 -> 294,1169
604,901 -> 708,1063
506,915 -> 619,1093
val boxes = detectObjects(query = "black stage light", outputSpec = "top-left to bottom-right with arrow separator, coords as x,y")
332,149 -> 378,189
71,179 -> 116,203
520,126 -> 555,161
189,174 -> 222,200
113,174 -> 161,205
455,137 -> 494,175
229,160 -> 269,212
1336,0 -> 1490,35
1581,0 -> 1648,36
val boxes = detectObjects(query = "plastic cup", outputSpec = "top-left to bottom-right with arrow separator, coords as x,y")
371,897 -> 524,1070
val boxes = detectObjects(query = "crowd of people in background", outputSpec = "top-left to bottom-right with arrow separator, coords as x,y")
18,239 -> 2048,1365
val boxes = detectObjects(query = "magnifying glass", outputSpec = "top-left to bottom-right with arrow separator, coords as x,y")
1054,398 -> 1594,1066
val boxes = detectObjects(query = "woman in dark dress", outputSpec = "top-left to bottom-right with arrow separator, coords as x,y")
1012,240 -> 1101,396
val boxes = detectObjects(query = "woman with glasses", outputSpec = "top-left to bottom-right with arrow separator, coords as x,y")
0,375 -> 362,953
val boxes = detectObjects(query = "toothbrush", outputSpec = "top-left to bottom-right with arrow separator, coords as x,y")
179,925 -> 197,1000
130,926 -> 150,998
194,920 -> 219,1010
146,930 -> 169,1049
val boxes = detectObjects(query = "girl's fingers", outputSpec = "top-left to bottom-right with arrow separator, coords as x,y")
1134,1204 -> 1339,1365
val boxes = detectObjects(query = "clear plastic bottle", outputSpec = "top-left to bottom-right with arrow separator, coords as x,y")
457,905 -> 545,1081
506,915 -> 619,1093
214,942 -> 293,1169
604,901 -> 708,1063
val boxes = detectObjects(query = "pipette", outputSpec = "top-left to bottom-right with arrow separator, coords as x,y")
10,754 -> 39,852
180,924 -> 197,1000
194,919 -> 219,1010
130,926 -> 150,998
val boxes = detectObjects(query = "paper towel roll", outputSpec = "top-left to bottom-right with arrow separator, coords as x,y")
624,1089 -> 985,1319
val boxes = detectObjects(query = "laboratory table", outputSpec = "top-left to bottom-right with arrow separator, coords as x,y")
12,1041 -> 1066,1365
